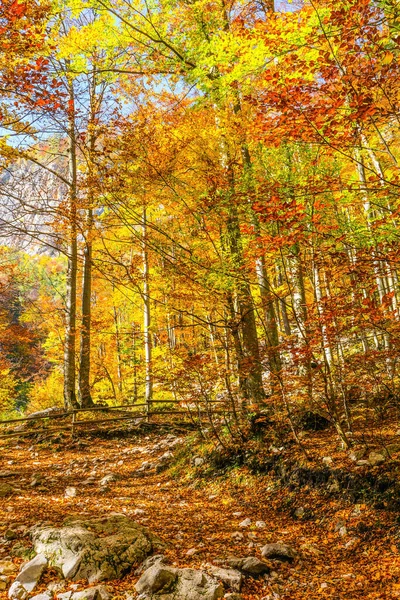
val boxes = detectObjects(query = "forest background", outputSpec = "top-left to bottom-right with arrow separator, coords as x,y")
1,0 -> 400,448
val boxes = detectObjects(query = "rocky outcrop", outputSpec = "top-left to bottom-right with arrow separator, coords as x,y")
31,515 -> 162,583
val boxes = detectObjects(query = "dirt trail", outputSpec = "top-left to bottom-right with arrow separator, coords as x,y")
0,430 -> 399,599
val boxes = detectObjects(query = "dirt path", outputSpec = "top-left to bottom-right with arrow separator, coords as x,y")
0,430 -> 399,599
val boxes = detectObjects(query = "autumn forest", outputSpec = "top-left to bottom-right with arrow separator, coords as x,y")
0,0 -> 400,598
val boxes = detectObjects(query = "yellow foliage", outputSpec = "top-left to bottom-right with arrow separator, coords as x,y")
27,369 -> 64,414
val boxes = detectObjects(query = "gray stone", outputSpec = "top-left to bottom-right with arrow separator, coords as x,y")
99,475 -> 117,487
193,457 -> 205,467
238,519 -> 251,528
8,581 -> 28,600
31,515 -> 162,583
135,565 -> 177,596
135,564 -> 224,599
207,566 -> 242,591
15,554 -> 48,593
135,555 -> 167,576
64,487 -> 77,498
223,594 -> 244,600
261,543 -> 296,562
70,585 -> 111,600
225,557 -> 270,576
30,594 -> 53,600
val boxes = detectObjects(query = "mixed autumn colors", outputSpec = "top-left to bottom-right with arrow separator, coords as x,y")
1,0 -> 400,599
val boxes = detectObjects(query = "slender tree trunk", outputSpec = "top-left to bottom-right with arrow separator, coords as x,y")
143,207 -> 153,414
113,305 -> 123,394
78,207 -> 94,407
63,83 -> 79,410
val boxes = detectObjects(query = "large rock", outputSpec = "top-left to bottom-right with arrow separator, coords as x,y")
31,515 -> 162,583
135,564 -> 224,599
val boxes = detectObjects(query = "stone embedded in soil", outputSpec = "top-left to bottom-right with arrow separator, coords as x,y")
31,515 -> 162,583
30,594 -> 53,600
135,564 -> 224,600
13,554 -> 48,593
261,543 -> 296,562
8,581 -> 28,600
225,557 -> 270,576
238,519 -> 251,528
206,566 -> 242,592
57,585 -> 111,600
99,475 -> 117,487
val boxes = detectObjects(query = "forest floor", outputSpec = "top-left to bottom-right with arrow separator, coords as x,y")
0,424 -> 399,600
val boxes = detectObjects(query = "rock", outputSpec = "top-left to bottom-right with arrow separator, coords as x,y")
8,581 -> 28,600
368,451 -> 385,466
135,565 -> 177,596
99,475 -> 117,487
135,555 -> 167,576
0,484 -> 14,498
322,456 -> 333,466
207,566 -> 242,592
348,447 -> 367,462
186,548 -> 198,557
30,594 -> 52,600
135,564 -> 224,599
261,543 -> 296,562
223,594 -> 243,600
0,561 -> 18,575
255,521 -> 266,529
27,407 -> 64,420
14,554 -> 48,593
47,581 -> 65,592
230,532 -> 244,541
66,585 -> 111,600
294,507 -> 304,519
193,457 -> 205,468
238,519 -> 251,528
225,557 -> 270,576
31,515 -> 161,583
64,487 -> 77,498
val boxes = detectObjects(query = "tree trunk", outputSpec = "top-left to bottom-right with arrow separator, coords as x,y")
63,82 -> 79,410
78,207 -> 94,407
143,207 -> 153,414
